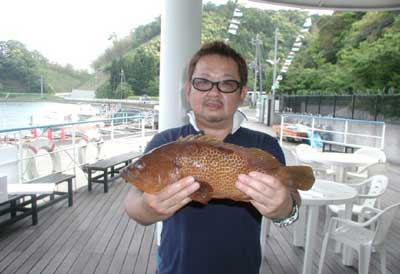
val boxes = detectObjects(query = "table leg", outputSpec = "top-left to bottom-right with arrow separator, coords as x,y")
342,201 -> 354,266
67,178 -> 73,206
334,166 -> 345,183
31,195 -> 38,225
302,206 -> 319,274
88,169 -> 92,192
293,205 -> 307,247
104,170 -> 108,193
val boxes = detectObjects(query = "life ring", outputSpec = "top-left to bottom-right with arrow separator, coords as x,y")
77,131 -> 103,164
22,138 -> 61,180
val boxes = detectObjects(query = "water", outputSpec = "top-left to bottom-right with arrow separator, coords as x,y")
0,101 -> 99,130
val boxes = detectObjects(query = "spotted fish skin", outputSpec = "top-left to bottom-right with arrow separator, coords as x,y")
121,135 -> 315,204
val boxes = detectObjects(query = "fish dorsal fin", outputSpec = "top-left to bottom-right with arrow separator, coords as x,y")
176,134 -> 238,150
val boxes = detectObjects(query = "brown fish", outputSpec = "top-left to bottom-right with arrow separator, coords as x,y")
121,134 -> 315,204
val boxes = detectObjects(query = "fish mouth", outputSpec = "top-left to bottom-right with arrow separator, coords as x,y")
120,168 -> 139,182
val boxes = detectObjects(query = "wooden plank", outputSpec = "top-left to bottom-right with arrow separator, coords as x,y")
81,194 -> 128,273
133,225 -> 156,274
107,220 -> 138,274
26,185 -> 122,274
120,224 -> 146,274
146,231 -> 158,274
15,183 -> 123,274
86,151 -> 140,169
63,183 -> 127,274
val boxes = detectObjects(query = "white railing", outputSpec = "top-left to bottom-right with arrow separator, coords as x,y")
0,114 -> 156,185
278,114 -> 385,150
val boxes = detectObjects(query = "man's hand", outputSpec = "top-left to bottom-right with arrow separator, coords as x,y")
125,176 -> 199,225
236,171 -> 293,219
143,176 -> 200,219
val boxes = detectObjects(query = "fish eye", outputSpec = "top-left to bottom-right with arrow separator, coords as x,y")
134,160 -> 145,170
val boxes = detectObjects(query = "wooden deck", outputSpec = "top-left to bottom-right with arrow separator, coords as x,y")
1,164 -> 399,274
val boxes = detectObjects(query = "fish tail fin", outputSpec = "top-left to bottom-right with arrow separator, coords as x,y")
276,166 -> 315,190
190,181 -> 213,204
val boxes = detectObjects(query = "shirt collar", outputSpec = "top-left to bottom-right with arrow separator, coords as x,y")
187,109 -> 247,134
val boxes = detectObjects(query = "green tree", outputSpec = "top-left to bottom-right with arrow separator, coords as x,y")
115,82 -> 134,99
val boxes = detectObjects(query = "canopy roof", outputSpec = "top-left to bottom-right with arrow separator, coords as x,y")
247,0 -> 400,11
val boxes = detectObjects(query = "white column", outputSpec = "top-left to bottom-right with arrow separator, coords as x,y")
157,0 -> 202,248
159,0 -> 202,131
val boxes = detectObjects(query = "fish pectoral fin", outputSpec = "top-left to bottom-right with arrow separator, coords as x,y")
276,166 -> 315,191
190,181 -> 213,204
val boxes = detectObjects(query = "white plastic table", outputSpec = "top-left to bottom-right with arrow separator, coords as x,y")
294,179 -> 358,274
297,151 -> 377,182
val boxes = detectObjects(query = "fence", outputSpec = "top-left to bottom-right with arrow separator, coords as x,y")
0,114 -> 156,185
278,94 -> 400,123
277,114 -> 385,151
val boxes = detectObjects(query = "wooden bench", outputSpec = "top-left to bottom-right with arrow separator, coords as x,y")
0,194 -> 39,227
0,173 -> 74,227
86,151 -> 141,193
26,173 -> 74,209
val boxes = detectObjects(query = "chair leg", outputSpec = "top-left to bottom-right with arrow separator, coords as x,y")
323,206 -> 332,233
377,245 -> 387,274
317,233 -> 330,274
334,211 -> 345,253
359,246 -> 372,274
265,218 -> 272,237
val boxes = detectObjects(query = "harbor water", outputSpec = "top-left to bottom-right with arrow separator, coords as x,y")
0,101 -> 100,130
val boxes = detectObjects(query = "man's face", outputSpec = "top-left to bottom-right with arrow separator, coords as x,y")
186,54 -> 247,126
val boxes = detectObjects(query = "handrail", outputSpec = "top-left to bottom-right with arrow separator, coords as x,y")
280,113 -> 385,125
0,114 -> 154,185
278,114 -> 385,150
0,114 -> 148,133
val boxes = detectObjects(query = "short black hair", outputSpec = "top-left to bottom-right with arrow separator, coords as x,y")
187,41 -> 248,86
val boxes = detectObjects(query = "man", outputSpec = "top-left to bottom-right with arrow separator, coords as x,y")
125,41 -> 300,274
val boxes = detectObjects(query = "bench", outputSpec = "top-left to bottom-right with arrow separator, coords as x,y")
0,194 -> 39,227
0,173 -> 74,227
322,143 -> 356,153
86,151 -> 141,193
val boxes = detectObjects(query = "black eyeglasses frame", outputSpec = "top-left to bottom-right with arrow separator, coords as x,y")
191,77 -> 242,94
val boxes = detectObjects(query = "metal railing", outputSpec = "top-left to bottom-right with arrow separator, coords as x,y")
278,114 -> 385,150
0,114 -> 155,185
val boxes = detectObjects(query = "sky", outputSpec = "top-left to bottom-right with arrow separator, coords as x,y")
0,0 -> 332,72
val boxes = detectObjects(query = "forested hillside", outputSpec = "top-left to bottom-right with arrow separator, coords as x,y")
93,1 -> 309,98
94,3 -> 399,98
2,2 -> 398,97
0,40 -> 91,94
281,11 -> 400,94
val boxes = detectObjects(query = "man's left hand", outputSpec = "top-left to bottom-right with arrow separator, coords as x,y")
236,171 -> 292,219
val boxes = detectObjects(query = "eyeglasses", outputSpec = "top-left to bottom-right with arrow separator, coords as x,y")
191,77 -> 241,93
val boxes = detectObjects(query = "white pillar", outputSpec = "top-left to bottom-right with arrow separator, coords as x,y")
157,0 -> 202,248
159,0 -> 202,131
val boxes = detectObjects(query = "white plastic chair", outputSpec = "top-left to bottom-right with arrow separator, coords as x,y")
345,148 -> 386,181
325,175 -> 388,231
318,202 -> 400,274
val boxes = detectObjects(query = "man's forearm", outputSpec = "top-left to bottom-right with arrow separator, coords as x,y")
124,187 -> 163,226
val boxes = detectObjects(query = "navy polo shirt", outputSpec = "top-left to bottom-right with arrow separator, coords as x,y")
145,124 -> 285,274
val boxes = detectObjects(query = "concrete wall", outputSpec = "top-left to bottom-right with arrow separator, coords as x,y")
384,123 -> 400,164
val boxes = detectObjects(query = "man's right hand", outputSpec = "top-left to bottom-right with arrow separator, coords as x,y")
125,176 -> 199,225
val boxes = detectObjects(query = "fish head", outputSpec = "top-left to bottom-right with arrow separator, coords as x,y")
121,145 -> 180,193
